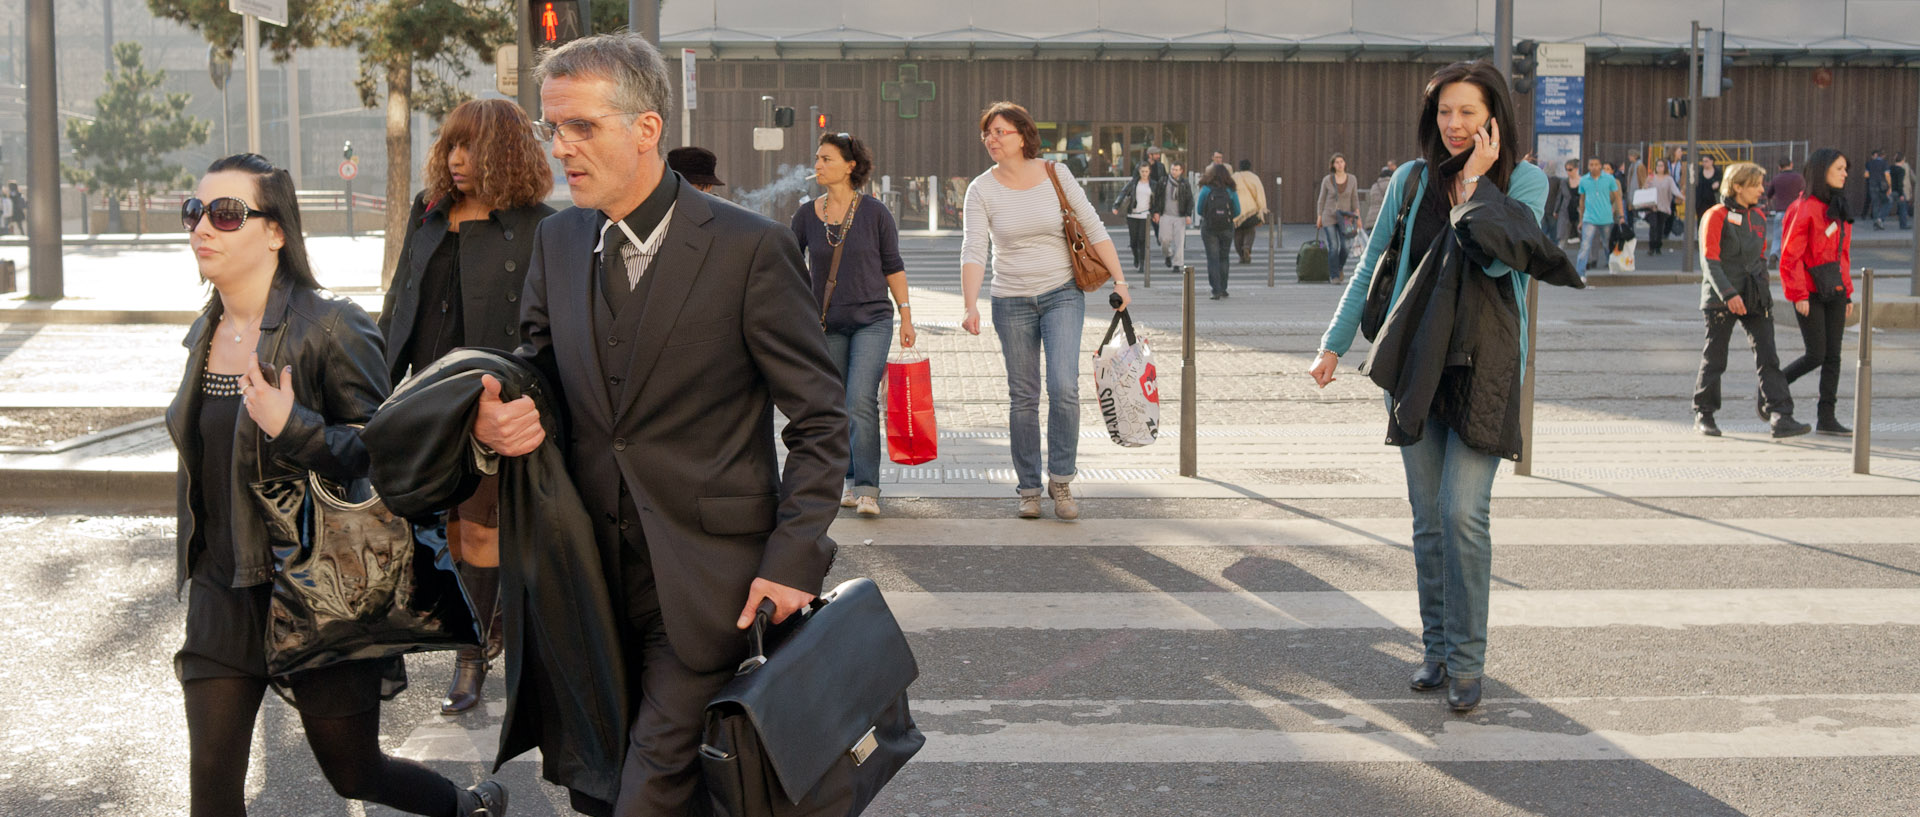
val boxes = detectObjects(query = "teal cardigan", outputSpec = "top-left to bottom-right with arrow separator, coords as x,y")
1319,160 -> 1548,373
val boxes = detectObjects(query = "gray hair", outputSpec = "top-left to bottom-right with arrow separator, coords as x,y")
535,31 -> 673,134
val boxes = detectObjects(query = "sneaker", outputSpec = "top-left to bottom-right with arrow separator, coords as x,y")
840,489 -> 856,509
1017,496 -> 1042,519
1769,413 -> 1812,438
1048,481 -> 1080,520
1816,414 -> 1853,437
855,495 -> 880,517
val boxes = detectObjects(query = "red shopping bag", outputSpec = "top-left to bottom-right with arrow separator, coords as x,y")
885,355 -> 938,465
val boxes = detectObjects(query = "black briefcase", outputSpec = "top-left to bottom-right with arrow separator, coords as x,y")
700,578 -> 924,817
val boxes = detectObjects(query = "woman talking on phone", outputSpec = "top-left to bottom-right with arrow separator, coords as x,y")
1306,62 -> 1583,713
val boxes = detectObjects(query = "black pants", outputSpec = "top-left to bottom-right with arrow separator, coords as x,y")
1234,219 -> 1259,263
1694,305 -> 1794,417
1784,298 -> 1849,417
1646,211 -> 1671,253
1125,217 -> 1150,270
183,674 -> 459,817
1202,229 -> 1232,296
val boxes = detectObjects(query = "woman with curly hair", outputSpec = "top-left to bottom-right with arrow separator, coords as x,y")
378,97 -> 555,716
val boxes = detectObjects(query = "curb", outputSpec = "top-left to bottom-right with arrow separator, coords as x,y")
0,469 -> 173,512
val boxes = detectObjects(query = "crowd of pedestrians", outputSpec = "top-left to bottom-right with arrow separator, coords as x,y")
151,29 -> 1893,815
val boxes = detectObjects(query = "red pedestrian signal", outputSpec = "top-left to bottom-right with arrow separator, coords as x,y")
531,0 -> 587,49
816,113 -> 829,130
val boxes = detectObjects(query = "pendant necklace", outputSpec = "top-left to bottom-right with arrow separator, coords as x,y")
224,313 -> 260,343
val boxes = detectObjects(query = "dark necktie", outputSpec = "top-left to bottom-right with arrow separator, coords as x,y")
600,223 -> 631,315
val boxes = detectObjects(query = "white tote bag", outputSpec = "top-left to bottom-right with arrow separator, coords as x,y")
1091,306 -> 1159,447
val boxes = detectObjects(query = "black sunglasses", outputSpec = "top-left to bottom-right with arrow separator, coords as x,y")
182,197 -> 270,233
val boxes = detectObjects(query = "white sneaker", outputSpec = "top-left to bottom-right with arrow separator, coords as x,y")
855,495 -> 880,517
1017,496 -> 1042,519
840,489 -> 856,508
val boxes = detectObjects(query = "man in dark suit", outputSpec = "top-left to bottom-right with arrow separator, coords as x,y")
473,32 -> 849,816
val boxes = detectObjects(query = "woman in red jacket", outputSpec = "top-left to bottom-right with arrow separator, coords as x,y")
1777,148 -> 1856,436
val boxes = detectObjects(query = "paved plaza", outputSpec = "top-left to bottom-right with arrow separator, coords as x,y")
1,231 -> 1917,815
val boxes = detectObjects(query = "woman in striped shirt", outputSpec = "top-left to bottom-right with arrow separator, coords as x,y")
961,101 -> 1132,520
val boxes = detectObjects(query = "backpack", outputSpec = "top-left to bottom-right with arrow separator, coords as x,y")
1201,187 -> 1234,231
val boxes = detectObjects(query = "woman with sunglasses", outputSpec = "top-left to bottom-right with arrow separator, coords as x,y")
169,154 -> 507,817
379,98 -> 554,717
961,101 -> 1131,520
792,132 -> 913,517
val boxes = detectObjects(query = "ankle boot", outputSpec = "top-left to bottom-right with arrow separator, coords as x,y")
1769,412 -> 1812,438
442,648 -> 489,715
1816,410 -> 1852,437
456,779 -> 509,816
444,564 -> 501,715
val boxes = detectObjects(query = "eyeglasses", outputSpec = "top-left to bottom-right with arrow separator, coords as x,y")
532,112 -> 640,143
182,197 -> 269,233
980,128 -> 1018,142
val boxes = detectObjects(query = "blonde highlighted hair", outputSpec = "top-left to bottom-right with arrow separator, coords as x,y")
1720,161 -> 1765,200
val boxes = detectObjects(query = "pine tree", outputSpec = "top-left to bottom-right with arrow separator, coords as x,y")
63,42 -> 211,236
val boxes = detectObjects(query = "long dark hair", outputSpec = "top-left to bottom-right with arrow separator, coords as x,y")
205,153 -> 322,291
1417,60 -> 1522,192
1804,147 -> 1853,224
1202,163 -> 1234,190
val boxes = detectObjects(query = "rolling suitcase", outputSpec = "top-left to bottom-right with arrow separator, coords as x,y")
1296,239 -> 1330,282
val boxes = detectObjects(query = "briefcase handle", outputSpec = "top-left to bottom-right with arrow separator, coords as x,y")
737,599 -> 779,676
735,590 -> 839,677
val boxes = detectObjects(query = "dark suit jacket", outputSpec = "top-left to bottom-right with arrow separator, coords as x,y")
516,179 -> 849,675
379,192 -> 555,386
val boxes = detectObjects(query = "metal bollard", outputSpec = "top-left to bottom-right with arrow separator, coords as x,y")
1180,264 -> 1197,477
1267,211 -> 1277,287
1853,269 -> 1873,475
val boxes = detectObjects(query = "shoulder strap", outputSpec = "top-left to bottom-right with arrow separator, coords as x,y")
1045,161 -> 1072,213
818,196 -> 859,327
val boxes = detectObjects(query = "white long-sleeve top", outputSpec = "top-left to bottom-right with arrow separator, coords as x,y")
962,162 -> 1113,298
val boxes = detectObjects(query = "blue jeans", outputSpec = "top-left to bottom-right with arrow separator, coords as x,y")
1201,229 -> 1232,296
1574,221 -> 1611,273
991,282 -> 1085,496
1399,411 -> 1502,679
1319,225 -> 1350,280
824,317 -> 893,497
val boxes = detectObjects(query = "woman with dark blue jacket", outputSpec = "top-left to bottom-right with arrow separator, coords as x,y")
1308,61 -> 1574,714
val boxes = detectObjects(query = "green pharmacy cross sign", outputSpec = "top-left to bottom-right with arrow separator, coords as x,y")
881,64 -> 936,119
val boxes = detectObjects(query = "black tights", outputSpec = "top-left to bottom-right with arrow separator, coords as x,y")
183,677 -> 460,817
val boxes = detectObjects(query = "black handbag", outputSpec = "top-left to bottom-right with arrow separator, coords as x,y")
700,577 -> 924,817
1361,159 -> 1425,341
1806,262 -> 1848,303
251,470 -> 480,676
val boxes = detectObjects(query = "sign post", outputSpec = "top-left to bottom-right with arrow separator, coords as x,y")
1520,42 -> 1584,478
227,1 -> 287,154
682,48 -> 696,150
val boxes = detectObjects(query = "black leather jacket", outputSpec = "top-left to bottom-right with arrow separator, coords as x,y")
1365,180 -> 1586,460
378,192 -> 554,386
361,349 -> 626,804
165,276 -> 389,592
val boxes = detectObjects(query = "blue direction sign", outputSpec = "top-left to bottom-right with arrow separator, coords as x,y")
1534,75 -> 1584,134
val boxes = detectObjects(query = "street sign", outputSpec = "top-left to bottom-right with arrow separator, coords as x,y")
496,45 -> 518,97
227,0 -> 287,27
339,160 -> 358,181
1534,75 -> 1584,133
1533,42 -> 1586,136
753,127 -> 783,152
683,49 -> 697,111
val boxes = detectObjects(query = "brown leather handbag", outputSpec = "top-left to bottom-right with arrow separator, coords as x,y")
1045,161 -> 1112,292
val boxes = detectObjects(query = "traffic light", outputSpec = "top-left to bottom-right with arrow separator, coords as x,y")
1510,39 -> 1538,95
343,140 -> 354,161
531,0 -> 588,50
1702,30 -> 1733,98
1667,98 -> 1689,119
773,106 -> 795,128
815,112 -> 829,130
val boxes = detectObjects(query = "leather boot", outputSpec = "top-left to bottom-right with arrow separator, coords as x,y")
1693,412 -> 1721,437
444,564 -> 500,715
455,779 -> 509,816
1769,412 -> 1812,439
1409,661 -> 1448,692
1447,677 -> 1483,712
1816,409 -> 1852,437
